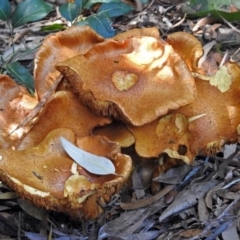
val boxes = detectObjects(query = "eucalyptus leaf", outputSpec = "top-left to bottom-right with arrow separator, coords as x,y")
59,2 -> 81,22
0,192 -> 18,199
60,137 -> 116,175
74,12 -> 116,38
0,0 -> 11,21
11,0 -> 53,28
97,2 -> 134,18
6,61 -> 35,94
84,0 -> 120,9
18,199 -> 47,221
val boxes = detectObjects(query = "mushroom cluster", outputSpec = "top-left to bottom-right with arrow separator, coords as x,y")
0,26 -> 240,219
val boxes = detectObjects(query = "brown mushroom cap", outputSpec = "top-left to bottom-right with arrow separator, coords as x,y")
167,32 -> 204,73
128,113 -> 194,163
17,91 -> 111,150
0,75 -> 37,149
0,128 -> 132,219
0,128 -> 75,200
113,27 -> 161,41
93,121 -> 135,148
128,73 -> 240,160
34,26 -> 104,99
176,78 -> 237,155
227,105 -> 240,137
56,36 -> 196,126
221,62 -> 240,105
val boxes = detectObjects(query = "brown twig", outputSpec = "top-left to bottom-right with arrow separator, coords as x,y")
120,185 -> 174,210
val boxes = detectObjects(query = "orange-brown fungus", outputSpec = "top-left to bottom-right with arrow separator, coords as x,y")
112,27 -> 161,41
56,35 -> 196,126
167,32 -> 204,73
128,113 -> 193,163
176,78 -> 238,155
17,91 -> 111,150
0,75 -> 37,149
34,26 -> 104,99
222,62 -> 240,105
93,121 -> 135,148
0,128 -> 132,219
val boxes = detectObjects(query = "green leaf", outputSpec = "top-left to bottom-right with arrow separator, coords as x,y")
6,62 -> 35,94
186,10 -> 240,22
76,0 -> 84,8
0,0 -> 11,21
59,2 -> 81,22
189,0 -> 234,11
74,12 -> 116,38
11,0 -> 53,28
84,0 -> 120,9
185,0 -> 240,22
97,2 -> 134,18
41,23 -> 65,31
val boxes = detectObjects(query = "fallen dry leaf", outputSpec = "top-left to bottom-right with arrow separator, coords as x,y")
153,164 -> 192,184
198,197 -> 209,222
120,185 -> 174,210
222,222 -> 239,240
98,208 -> 149,239
159,180 -> 219,222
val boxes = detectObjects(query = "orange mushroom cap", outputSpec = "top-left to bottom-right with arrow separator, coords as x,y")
17,91 -> 111,150
175,77 -> 238,155
0,75 -> 37,149
167,32 -> 204,73
113,27 -> 161,41
34,26 -> 104,99
128,113 -> 194,164
221,62 -> 240,105
56,35 -> 196,126
93,121 -> 135,148
0,128 -> 132,219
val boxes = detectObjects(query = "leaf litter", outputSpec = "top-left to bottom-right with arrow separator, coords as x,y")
0,0 -> 240,239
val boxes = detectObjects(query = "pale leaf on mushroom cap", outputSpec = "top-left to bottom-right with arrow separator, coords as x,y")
63,135 -> 132,219
76,135 -> 132,185
56,36 -> 196,126
17,91 -> 111,150
0,75 -> 37,149
34,26 -> 104,99
0,129 -> 132,219
61,137 -> 116,175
